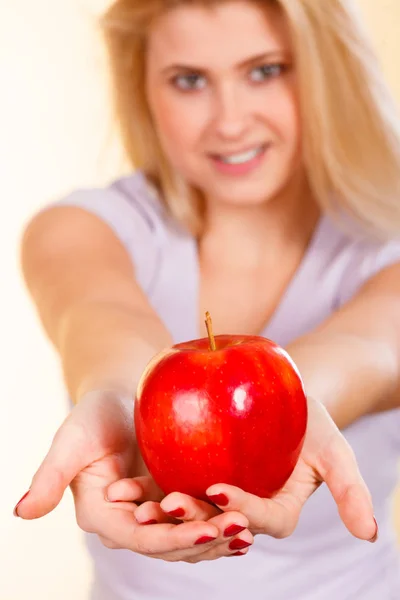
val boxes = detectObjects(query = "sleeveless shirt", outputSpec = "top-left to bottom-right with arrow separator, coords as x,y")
56,171 -> 400,599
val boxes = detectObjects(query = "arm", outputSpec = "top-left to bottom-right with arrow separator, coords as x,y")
21,205 -> 172,404
285,263 -> 400,430
18,205 -> 377,547
18,205 -> 253,560
163,264 -> 387,542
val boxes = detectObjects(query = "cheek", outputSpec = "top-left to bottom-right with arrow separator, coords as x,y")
264,84 -> 301,152
149,92 -> 206,162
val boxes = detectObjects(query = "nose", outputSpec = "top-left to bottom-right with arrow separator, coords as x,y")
212,83 -> 250,140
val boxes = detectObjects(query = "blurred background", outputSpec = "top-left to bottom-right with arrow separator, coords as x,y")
1,1 -> 400,598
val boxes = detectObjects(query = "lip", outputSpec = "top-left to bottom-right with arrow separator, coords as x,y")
209,143 -> 269,176
210,143 -> 267,159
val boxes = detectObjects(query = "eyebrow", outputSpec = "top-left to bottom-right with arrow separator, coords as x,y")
161,51 -> 287,75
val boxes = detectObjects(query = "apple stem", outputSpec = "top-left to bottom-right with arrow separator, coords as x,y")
205,311 -> 217,351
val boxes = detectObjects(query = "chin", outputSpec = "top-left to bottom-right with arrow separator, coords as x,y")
206,178 -> 285,208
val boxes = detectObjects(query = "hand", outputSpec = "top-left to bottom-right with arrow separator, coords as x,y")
107,476 -> 253,560
117,397 -> 377,543
13,390 -> 251,562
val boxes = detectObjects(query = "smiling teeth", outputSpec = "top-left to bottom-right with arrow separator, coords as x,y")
220,146 -> 263,165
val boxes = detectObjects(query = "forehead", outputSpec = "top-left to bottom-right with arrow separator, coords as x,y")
146,1 -> 291,67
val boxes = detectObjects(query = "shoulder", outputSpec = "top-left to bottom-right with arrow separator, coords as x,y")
55,170 -> 168,237
49,170 -> 185,293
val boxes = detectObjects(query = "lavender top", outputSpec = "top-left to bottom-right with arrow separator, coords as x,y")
56,172 -> 400,600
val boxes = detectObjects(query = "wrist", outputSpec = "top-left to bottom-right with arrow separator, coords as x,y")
75,371 -> 136,404
77,387 -> 135,424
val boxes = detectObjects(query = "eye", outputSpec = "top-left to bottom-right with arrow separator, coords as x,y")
171,73 -> 207,91
249,63 -> 285,83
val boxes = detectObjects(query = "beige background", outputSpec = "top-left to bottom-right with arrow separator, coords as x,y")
1,1 -> 400,598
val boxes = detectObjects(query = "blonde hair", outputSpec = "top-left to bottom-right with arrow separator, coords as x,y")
100,0 -> 400,240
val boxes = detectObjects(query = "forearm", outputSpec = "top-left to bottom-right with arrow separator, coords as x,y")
286,331 -> 399,430
56,300 -> 172,404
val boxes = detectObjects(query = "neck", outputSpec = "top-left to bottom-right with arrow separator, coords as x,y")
200,176 -> 320,270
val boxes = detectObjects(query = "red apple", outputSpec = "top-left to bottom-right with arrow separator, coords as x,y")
134,313 -> 307,502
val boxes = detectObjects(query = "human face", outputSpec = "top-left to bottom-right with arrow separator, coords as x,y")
145,1 -> 302,208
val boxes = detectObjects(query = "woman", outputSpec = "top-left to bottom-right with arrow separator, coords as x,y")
15,0 -> 400,598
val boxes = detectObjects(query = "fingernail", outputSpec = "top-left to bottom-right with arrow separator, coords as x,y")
224,524 -> 246,537
13,491 -> 30,517
369,517 -> 378,543
194,535 -> 217,545
229,538 -> 252,550
207,493 -> 229,506
231,551 -> 245,556
141,519 -> 158,525
167,507 -> 185,518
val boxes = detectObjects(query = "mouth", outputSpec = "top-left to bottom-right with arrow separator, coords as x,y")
211,144 -> 268,165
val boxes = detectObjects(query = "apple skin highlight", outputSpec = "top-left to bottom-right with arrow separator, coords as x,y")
134,328 -> 308,502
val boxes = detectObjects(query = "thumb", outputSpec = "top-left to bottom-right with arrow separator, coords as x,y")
14,422 -> 89,519
316,433 -> 378,542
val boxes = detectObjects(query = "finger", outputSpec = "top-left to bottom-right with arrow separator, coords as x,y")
84,488 -> 250,562
179,527 -> 254,563
207,510 -> 250,539
134,501 -> 176,525
14,421 -> 90,520
315,433 -> 377,542
97,517 -> 252,562
160,492 -> 221,521
159,492 -> 251,539
160,493 -> 250,539
226,549 -> 251,558
206,484 -> 277,533
98,508 -> 220,556
106,476 -> 164,503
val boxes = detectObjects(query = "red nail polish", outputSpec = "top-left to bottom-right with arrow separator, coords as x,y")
229,538 -> 251,550
231,551 -> 245,556
207,493 -> 229,506
195,536 -> 216,545
13,491 -> 30,517
224,524 -> 246,537
141,519 -> 158,525
167,507 -> 185,518
369,517 -> 379,543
